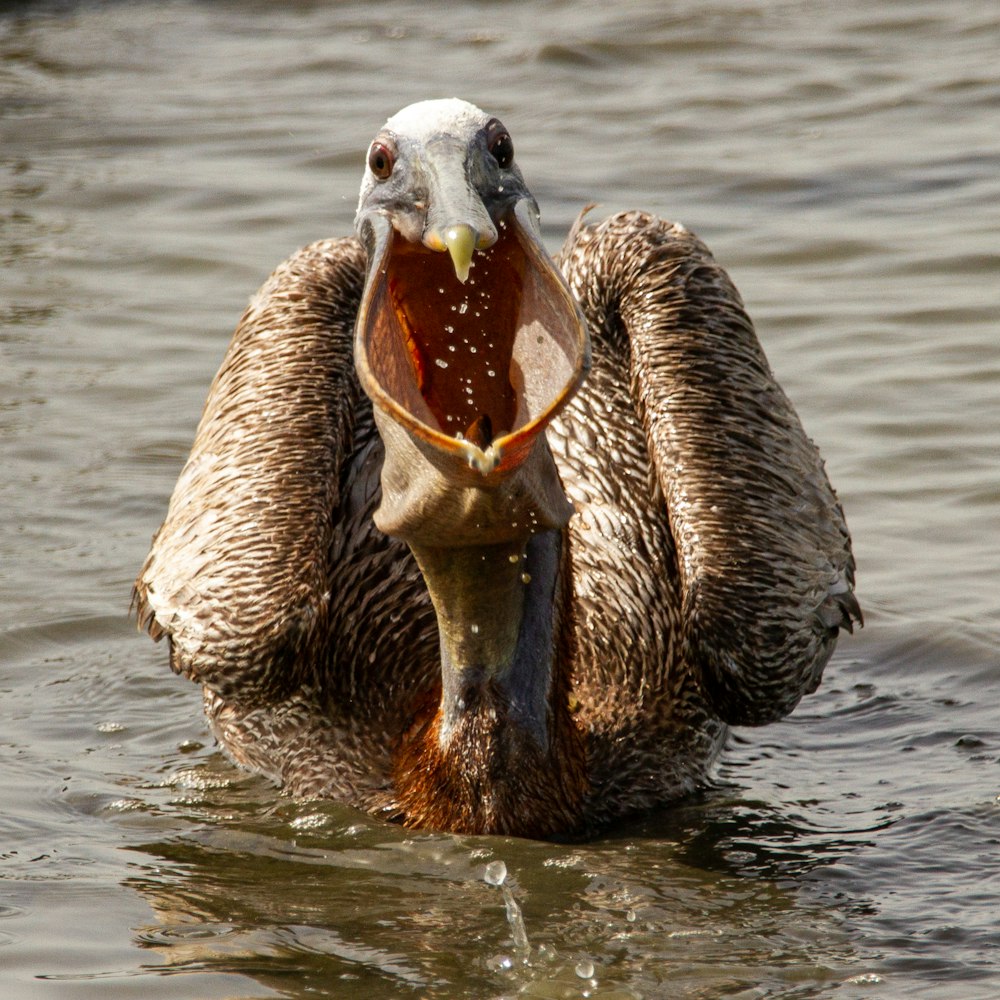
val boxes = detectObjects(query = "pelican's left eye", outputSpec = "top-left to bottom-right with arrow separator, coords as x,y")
486,119 -> 514,169
368,141 -> 395,180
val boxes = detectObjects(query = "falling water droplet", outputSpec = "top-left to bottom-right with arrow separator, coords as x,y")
470,623 -> 480,635
484,859 -> 506,885
458,302 -> 468,315
435,358 -> 448,369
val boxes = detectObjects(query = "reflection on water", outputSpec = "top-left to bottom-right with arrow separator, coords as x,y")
122,791 -> 866,999
2,0 -> 1000,997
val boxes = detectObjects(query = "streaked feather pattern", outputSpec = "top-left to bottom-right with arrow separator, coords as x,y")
134,212 -> 859,836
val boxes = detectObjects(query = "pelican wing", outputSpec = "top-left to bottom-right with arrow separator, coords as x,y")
133,238 -> 367,700
561,212 -> 860,725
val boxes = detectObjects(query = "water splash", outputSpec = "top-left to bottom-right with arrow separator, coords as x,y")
483,859 -> 530,957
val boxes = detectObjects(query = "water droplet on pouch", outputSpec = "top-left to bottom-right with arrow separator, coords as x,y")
458,302 -> 468,315
521,573 -> 532,585
471,623 -> 480,634
575,960 -> 595,980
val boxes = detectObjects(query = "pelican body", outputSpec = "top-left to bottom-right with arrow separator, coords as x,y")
134,99 -> 860,839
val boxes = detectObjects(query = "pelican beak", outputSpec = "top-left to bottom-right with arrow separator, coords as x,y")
440,224 -> 476,284
422,220 -> 483,285
354,199 -> 591,543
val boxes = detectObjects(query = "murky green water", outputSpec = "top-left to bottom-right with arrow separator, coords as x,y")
2,1 -> 999,996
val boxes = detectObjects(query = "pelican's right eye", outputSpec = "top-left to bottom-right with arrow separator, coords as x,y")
368,141 -> 395,180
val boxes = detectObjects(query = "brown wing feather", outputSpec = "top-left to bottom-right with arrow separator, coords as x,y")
132,238 -> 367,703
560,211 -> 860,726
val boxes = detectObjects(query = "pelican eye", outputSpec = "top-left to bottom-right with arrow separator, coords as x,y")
486,119 -> 514,169
368,141 -> 395,180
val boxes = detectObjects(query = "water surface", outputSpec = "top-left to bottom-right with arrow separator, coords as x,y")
2,1 -> 999,997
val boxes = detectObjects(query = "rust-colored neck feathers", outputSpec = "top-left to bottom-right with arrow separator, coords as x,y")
392,677 -> 587,838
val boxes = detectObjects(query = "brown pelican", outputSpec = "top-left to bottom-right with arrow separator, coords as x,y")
133,98 -> 860,839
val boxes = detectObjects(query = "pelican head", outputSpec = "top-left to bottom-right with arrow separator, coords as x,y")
354,99 -> 589,534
